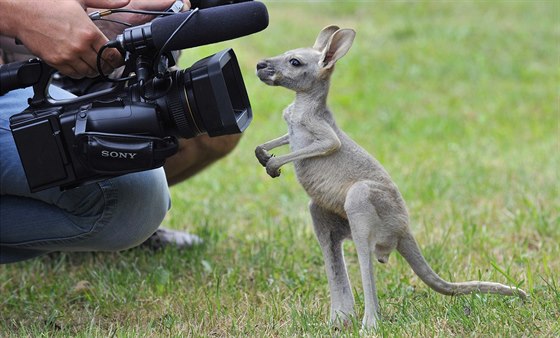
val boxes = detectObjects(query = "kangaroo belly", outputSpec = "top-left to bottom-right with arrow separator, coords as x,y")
293,154 -> 354,217
291,138 -> 395,218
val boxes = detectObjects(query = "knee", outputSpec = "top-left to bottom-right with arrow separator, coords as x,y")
344,181 -> 371,213
164,134 -> 242,185
93,168 -> 170,251
191,134 -> 242,159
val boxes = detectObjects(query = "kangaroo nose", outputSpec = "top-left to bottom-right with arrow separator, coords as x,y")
256,61 -> 268,71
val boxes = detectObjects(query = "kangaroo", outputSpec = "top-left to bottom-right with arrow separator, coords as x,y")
254,25 -> 527,329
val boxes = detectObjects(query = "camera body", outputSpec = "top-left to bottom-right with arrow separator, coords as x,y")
5,48 -> 251,192
0,0 -> 269,192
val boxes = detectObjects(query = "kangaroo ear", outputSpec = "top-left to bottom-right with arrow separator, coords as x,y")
319,29 -> 356,70
313,25 -> 340,50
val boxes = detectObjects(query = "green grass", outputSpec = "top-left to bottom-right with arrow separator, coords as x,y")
1,1 -> 559,336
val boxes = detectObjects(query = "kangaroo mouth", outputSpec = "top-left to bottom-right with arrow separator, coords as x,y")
256,68 -> 278,85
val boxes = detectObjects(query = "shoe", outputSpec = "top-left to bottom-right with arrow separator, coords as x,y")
140,227 -> 203,250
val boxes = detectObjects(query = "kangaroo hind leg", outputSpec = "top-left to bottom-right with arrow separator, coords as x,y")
309,201 -> 355,328
344,181 -> 399,330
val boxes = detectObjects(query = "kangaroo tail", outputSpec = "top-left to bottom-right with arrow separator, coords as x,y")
396,232 -> 527,299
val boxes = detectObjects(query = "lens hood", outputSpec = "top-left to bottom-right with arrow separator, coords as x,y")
184,48 -> 252,137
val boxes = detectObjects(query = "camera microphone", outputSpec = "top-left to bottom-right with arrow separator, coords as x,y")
189,0 -> 252,9
118,1 -> 269,54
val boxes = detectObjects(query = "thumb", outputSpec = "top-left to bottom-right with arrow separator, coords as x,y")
83,0 -> 130,9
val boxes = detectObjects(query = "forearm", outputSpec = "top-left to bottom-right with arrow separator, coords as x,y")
0,1 -> 25,37
89,0 -> 189,40
0,0 -> 130,78
259,134 -> 290,151
0,1 -> 32,63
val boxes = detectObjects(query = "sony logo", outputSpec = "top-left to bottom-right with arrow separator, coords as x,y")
101,150 -> 138,159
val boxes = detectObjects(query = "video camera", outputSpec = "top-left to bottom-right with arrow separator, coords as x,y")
0,0 -> 268,192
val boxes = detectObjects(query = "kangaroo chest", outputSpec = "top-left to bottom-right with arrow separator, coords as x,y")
283,107 -> 314,151
283,106 -> 351,216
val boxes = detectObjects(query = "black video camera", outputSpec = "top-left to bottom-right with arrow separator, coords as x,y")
0,1 -> 268,192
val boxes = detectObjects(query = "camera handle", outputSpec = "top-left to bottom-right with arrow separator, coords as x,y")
73,105 -> 179,175
0,59 -> 69,107
0,59 -> 40,95
0,58 -> 126,109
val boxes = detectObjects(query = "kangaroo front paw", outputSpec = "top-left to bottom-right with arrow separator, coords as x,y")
265,158 -> 281,178
255,146 -> 272,167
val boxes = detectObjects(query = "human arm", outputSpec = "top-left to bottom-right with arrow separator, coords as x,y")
92,0 -> 191,40
0,0 -> 130,78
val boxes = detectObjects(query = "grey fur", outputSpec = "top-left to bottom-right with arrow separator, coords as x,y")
255,25 -> 527,330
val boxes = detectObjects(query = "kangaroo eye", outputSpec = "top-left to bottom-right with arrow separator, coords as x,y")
289,58 -> 302,67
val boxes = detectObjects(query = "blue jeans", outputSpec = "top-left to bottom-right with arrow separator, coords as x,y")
0,87 -> 171,264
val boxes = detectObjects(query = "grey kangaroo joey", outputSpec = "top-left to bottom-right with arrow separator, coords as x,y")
254,25 -> 527,330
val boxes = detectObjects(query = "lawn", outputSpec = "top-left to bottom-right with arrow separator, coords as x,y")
1,1 -> 559,336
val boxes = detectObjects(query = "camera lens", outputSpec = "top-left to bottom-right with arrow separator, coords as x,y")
160,69 -> 204,139
158,48 -> 252,139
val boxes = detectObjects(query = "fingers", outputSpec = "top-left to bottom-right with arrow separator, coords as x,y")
128,0 -> 176,11
49,62 -> 87,80
91,37 -> 124,75
98,47 -> 124,74
127,0 -> 191,11
66,30 -> 121,78
48,28 -> 122,79
83,0 -> 130,9
49,56 -> 97,79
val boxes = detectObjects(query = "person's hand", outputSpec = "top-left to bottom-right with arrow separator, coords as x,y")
0,0 -> 130,78
94,0 -> 192,40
